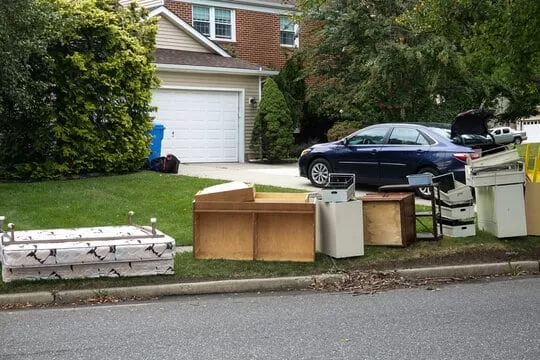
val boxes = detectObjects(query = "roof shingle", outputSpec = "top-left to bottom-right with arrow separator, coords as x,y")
154,48 -> 274,71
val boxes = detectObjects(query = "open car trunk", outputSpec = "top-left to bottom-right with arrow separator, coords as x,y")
451,109 -> 505,155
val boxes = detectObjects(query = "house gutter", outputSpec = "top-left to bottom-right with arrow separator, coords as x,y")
156,63 -> 278,76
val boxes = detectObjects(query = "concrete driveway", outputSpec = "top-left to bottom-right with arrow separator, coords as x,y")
178,162 -> 314,190
178,162 -> 430,205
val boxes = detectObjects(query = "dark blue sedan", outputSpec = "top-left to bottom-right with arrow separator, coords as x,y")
298,123 -> 483,197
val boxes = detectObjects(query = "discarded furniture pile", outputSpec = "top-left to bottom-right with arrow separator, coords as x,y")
193,147 -> 538,263
0,212 -> 176,282
192,176 -> 427,262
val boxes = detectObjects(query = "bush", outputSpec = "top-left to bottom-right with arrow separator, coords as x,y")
0,0 -> 158,180
327,120 -> 364,141
251,78 -> 294,161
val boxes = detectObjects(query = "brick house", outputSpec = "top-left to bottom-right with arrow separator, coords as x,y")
121,0 -> 298,69
162,0 -> 298,69
118,0 -> 300,162
119,1 -> 288,162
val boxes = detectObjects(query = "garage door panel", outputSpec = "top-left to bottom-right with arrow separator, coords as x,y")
152,89 -> 240,163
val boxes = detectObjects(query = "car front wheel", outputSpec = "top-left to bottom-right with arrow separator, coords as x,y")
308,158 -> 332,187
514,137 -> 522,145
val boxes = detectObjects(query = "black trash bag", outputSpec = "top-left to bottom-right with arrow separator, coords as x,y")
149,154 -> 180,173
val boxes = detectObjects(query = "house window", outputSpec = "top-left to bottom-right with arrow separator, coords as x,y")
193,6 -> 235,41
193,6 -> 210,36
280,15 -> 296,46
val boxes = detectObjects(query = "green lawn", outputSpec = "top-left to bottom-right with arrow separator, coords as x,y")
0,171 -> 303,246
0,170 -> 538,294
514,143 -> 539,170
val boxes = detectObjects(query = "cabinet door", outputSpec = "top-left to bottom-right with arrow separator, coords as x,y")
493,184 -> 527,237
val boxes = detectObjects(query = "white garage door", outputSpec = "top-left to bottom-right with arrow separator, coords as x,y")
152,89 -> 240,163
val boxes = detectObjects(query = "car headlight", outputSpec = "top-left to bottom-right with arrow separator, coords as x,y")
300,149 -> 312,157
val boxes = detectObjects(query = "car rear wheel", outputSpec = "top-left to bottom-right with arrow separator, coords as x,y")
415,167 -> 439,199
308,158 -> 332,187
514,137 -> 522,145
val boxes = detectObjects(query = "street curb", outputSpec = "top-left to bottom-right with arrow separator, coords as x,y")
0,261 -> 538,306
53,275 -> 342,304
0,291 -> 54,306
396,261 -> 539,279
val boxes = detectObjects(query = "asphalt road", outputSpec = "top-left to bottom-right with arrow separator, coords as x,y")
1,277 -> 538,360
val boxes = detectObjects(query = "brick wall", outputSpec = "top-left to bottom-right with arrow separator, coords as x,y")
164,0 -> 292,69
164,1 -> 192,22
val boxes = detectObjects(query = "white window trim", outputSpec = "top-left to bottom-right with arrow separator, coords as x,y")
280,23 -> 299,48
193,5 -> 236,42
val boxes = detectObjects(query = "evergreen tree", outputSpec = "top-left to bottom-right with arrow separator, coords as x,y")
251,78 -> 294,161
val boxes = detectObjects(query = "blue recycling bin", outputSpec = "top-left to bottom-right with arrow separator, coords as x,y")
148,123 -> 165,162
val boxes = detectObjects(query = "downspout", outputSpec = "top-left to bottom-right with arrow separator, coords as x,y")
258,73 -> 262,105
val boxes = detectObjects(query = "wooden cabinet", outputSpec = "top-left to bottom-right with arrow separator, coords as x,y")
193,190 -> 315,262
361,192 -> 416,247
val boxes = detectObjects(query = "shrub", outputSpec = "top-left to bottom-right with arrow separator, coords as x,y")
251,78 -> 294,161
0,0 -> 158,179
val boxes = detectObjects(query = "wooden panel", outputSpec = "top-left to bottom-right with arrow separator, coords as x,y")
193,212 -> 254,260
193,201 -> 314,213
254,192 -> 309,202
255,213 -> 315,262
401,194 -> 416,245
362,192 -> 416,247
192,193 -> 316,261
525,181 -> 540,235
195,183 -> 255,202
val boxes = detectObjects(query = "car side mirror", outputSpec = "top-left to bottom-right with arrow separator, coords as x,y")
343,138 -> 349,146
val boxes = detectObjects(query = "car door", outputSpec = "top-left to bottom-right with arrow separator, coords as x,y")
335,126 -> 391,183
378,126 -> 431,184
501,128 -> 512,143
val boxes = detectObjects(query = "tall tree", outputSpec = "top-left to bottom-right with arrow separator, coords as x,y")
0,0 -> 59,178
298,0 -> 473,124
397,0 -> 540,121
296,0 -> 540,125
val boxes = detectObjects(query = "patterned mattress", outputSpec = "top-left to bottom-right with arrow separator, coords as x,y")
0,225 -> 176,282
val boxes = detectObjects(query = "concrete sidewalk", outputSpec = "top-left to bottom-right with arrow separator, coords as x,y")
1,261 -> 537,306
